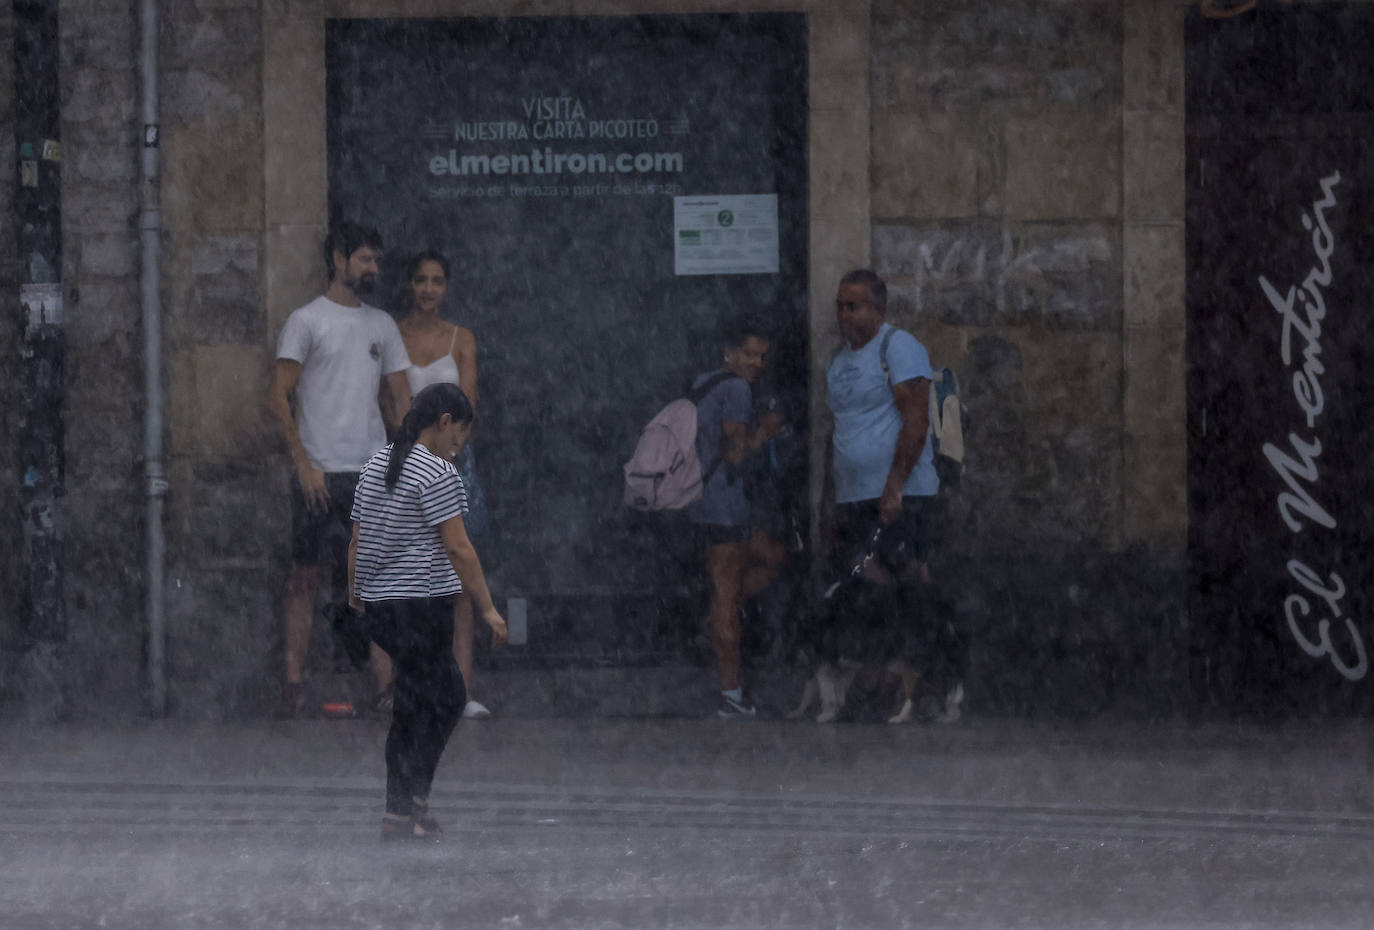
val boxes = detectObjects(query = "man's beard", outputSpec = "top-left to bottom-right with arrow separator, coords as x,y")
353,273 -> 377,296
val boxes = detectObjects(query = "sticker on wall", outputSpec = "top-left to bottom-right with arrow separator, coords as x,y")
40,139 -> 61,162
673,194 -> 779,276
19,141 -> 34,159
20,160 -> 38,188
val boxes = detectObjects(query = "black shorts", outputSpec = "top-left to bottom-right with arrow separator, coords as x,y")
290,471 -> 360,566
833,495 -> 941,576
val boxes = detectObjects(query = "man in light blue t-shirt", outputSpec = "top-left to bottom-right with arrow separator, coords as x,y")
828,268 -> 938,534
825,268 -> 963,723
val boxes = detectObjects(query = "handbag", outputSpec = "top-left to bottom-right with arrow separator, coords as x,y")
325,601 -> 371,671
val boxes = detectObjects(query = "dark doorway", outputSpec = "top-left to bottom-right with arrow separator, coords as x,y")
1186,5 -> 1374,713
326,14 -> 809,664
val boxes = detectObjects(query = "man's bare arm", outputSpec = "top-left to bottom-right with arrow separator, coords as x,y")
381,370 -> 412,436
265,358 -> 329,512
879,377 -> 931,524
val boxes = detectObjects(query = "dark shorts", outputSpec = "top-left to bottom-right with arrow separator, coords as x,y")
290,471 -> 360,567
694,522 -> 752,550
833,495 -> 940,575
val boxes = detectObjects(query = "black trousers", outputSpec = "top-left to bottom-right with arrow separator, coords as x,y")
366,596 -> 467,816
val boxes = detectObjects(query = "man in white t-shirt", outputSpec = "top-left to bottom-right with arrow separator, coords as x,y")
265,221 -> 412,717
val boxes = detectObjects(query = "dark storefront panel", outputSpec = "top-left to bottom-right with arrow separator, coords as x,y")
1187,5 -> 1374,713
326,15 -> 808,663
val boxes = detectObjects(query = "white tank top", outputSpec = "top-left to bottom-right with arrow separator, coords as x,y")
405,328 -> 461,394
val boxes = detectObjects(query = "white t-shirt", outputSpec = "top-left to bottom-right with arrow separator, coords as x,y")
276,295 -> 410,472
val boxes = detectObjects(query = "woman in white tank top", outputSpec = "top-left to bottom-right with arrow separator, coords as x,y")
380,249 -> 491,720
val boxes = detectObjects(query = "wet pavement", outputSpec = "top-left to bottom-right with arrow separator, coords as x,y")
2,715 -> 1373,928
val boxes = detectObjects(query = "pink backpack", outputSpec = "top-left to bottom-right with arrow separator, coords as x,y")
622,372 -> 738,511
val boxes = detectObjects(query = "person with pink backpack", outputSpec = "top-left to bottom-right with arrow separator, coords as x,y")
684,317 -> 787,717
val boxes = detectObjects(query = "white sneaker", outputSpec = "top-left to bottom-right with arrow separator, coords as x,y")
462,700 -> 491,719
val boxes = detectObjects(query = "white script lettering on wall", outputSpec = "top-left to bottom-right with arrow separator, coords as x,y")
1257,172 -> 1367,681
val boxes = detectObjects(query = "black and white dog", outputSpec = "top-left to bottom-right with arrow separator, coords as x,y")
788,530 -> 964,725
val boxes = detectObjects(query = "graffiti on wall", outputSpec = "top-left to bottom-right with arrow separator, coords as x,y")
877,223 -> 1113,325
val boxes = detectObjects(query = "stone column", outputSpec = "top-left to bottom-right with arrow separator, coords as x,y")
160,0 -> 276,716
807,0 -> 871,552
56,0 -> 143,716
1121,0 -> 1187,553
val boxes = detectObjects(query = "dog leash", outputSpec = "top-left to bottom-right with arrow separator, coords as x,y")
850,525 -> 884,579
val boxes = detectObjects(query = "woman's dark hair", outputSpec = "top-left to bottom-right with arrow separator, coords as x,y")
401,249 -> 452,313
385,382 -> 474,490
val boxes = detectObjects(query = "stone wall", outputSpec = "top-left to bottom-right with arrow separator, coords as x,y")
867,0 -> 1189,715
159,0 -> 278,717
8,0 -> 1205,719
1121,0 -> 1186,550
52,0 -> 144,716
871,0 -> 1127,552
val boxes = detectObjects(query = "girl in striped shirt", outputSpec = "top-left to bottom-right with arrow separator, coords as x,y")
348,382 -> 508,840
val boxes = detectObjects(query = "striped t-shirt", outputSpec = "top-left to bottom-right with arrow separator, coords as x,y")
350,443 -> 469,602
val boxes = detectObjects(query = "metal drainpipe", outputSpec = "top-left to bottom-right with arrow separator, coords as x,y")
140,0 -> 167,716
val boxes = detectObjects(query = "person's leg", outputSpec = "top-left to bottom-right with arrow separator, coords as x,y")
399,597 -> 465,828
352,484 -> 395,708
371,598 -> 461,827
368,601 -> 419,818
733,529 -> 785,668
740,528 -> 785,602
384,681 -> 420,818
705,539 -> 748,692
282,476 -> 328,697
370,645 -> 394,708
283,562 -> 319,686
409,653 -> 466,806
322,472 -> 390,702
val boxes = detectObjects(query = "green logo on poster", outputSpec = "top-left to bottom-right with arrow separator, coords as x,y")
717,209 -> 734,227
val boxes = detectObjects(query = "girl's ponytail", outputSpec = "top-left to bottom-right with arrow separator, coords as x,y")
385,408 -> 423,491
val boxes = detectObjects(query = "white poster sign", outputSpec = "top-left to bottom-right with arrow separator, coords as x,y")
673,194 -> 779,275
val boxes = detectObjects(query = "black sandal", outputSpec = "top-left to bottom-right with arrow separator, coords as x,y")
380,812 -> 412,842
410,796 -> 442,838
